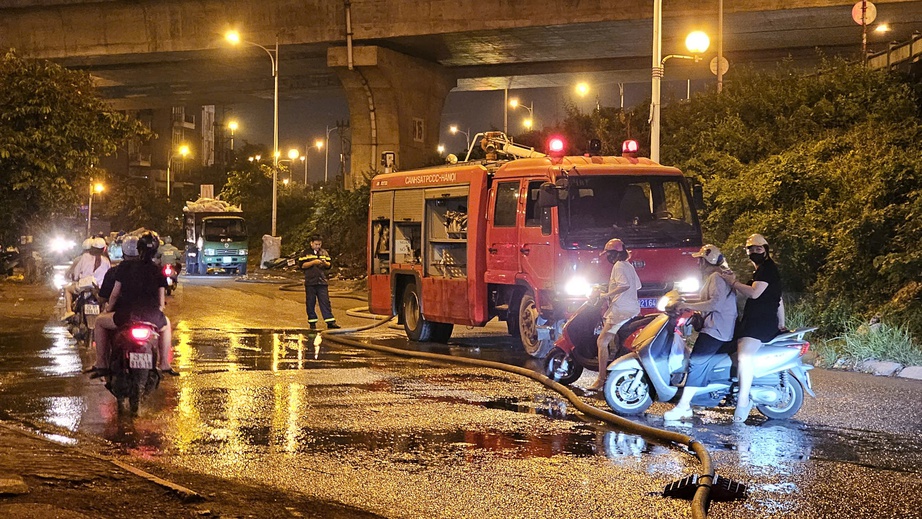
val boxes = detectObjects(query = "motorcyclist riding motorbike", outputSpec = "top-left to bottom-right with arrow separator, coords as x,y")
719,233 -> 786,422
62,237 -> 110,321
155,236 -> 181,271
588,238 -> 641,391
89,232 -> 176,376
663,244 -> 738,421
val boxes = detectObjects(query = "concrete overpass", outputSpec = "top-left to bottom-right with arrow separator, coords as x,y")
3,0 -> 922,183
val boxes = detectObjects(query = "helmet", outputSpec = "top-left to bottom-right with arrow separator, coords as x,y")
692,244 -> 725,266
137,231 -> 160,260
602,238 -> 626,252
121,235 -> 140,257
82,238 -> 92,250
745,233 -> 769,248
89,237 -> 107,250
164,236 -> 172,245
600,238 -> 628,257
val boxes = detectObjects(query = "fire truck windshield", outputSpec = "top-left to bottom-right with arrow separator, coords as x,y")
556,175 -> 701,249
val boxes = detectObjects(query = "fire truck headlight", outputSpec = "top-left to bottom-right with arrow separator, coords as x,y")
675,276 -> 700,293
564,277 -> 593,297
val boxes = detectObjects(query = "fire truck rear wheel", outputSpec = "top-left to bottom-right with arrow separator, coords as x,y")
518,290 -> 552,358
401,283 -> 433,342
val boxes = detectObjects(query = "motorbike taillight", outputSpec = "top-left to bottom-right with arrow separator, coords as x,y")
130,327 -> 152,342
164,265 -> 174,276
791,342 -> 810,356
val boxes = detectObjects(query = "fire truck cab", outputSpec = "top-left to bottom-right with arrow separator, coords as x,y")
368,133 -> 702,357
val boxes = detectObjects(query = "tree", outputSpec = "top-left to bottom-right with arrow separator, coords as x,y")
0,51 -> 149,244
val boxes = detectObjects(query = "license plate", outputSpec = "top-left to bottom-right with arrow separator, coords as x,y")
222,256 -> 232,263
639,298 -> 659,309
166,278 -> 174,286
287,258 -> 296,267
129,352 -> 153,370
85,304 -> 100,315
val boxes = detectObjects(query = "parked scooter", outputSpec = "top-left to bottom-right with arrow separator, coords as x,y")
603,291 -> 816,419
100,321 -> 162,415
162,262 -> 180,295
545,290 -> 656,385
65,284 -> 101,347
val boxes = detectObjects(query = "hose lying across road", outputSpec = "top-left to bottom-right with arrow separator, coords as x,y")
321,302 -> 715,519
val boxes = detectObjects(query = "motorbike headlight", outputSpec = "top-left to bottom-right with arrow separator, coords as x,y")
49,236 -> 74,254
564,276 -> 593,297
675,276 -> 700,293
656,295 -> 670,312
204,248 -> 215,256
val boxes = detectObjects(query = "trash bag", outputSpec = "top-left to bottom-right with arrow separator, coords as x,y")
261,235 -> 281,268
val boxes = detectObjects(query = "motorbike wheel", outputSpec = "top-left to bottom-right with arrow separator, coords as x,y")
545,347 -> 583,385
165,285 -> 173,296
603,369 -> 653,415
518,290 -> 552,358
401,283 -> 433,342
755,377 -> 805,419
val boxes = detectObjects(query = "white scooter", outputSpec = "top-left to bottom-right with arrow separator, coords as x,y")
603,291 -> 816,419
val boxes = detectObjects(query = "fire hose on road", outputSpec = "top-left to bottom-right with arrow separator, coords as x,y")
322,302 -> 717,519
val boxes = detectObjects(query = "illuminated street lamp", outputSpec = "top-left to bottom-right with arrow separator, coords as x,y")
650,26 -> 710,163
166,144 -> 190,199
449,125 -> 471,147
437,144 -> 445,155
575,83 -> 590,97
86,181 -> 104,236
227,120 -> 239,152
509,98 -> 534,130
299,139 -> 323,185
226,29 -> 280,236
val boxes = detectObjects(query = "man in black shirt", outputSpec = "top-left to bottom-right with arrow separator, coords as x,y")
298,236 -> 340,330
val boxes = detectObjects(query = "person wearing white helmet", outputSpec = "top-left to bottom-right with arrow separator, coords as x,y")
589,238 -> 642,391
61,237 -> 111,321
663,244 -> 738,421
720,233 -> 786,423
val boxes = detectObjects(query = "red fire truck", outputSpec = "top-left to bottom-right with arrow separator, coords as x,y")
367,133 -> 703,357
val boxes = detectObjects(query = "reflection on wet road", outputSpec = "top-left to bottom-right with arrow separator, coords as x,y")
1,317 -> 921,517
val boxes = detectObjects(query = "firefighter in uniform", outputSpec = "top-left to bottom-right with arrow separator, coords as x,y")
299,236 -> 340,330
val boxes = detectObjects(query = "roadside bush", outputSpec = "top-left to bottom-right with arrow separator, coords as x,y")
815,319 -> 922,368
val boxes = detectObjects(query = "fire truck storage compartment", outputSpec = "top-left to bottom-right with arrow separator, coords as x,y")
393,189 -> 424,265
425,186 -> 469,279
370,191 -> 393,274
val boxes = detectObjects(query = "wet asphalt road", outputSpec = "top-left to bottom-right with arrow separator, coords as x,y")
0,275 -> 920,518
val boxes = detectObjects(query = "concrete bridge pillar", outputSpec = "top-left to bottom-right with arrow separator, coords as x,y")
328,46 -> 456,188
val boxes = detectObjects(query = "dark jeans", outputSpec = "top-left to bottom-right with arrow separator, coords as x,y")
686,332 -> 735,387
304,284 -> 335,323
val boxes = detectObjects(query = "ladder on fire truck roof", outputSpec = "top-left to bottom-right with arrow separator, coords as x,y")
463,131 -> 546,163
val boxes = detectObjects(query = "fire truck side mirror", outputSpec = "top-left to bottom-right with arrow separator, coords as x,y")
538,183 -> 558,208
692,183 -> 704,209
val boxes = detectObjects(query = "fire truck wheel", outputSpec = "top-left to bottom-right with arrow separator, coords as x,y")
401,283 -> 433,342
518,290 -> 552,358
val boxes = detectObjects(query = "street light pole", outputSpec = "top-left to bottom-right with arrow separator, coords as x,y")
86,182 -> 103,236
651,0 -> 663,163
323,125 -> 336,184
226,30 -> 279,236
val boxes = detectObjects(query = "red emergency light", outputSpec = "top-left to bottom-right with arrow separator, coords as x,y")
622,139 -> 639,156
547,137 -> 566,157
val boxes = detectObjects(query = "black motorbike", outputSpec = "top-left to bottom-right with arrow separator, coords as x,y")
65,286 -> 101,347
102,322 -> 162,415
545,294 -> 655,386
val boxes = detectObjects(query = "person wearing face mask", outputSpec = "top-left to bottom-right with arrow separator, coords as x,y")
663,244 -> 738,421
588,238 -> 641,391
720,233 -> 785,423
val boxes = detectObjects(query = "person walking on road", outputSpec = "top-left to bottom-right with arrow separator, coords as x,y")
299,236 -> 340,330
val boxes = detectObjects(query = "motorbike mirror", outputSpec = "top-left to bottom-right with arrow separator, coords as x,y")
537,182 -> 558,208
692,182 -> 704,209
